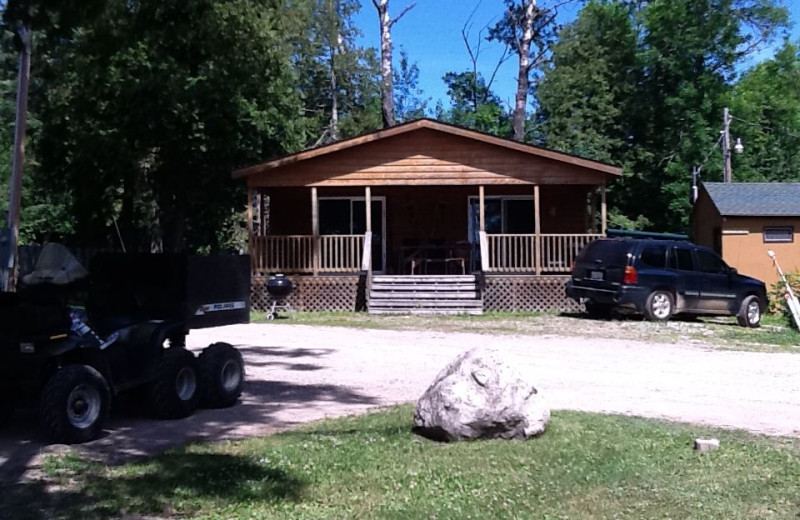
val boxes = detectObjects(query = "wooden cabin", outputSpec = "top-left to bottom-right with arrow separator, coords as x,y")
692,182 -> 800,287
234,119 -> 621,314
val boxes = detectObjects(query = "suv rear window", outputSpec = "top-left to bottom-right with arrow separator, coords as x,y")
578,240 -> 632,265
640,245 -> 667,269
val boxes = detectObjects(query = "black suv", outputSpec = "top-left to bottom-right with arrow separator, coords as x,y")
566,238 -> 767,327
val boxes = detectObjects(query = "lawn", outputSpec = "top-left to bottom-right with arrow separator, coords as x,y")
21,405 -> 800,519
252,310 -> 800,353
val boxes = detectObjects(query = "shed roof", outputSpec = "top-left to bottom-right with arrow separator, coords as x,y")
233,118 -> 622,180
703,182 -> 800,217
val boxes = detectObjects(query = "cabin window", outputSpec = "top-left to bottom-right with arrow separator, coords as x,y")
468,196 -> 535,242
763,227 -> 793,243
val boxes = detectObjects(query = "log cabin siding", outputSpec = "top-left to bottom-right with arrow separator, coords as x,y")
247,130 -> 609,188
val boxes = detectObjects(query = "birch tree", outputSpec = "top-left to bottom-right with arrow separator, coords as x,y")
489,0 -> 559,141
371,0 -> 415,128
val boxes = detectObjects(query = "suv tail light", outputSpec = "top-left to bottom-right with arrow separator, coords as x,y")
623,265 -> 638,285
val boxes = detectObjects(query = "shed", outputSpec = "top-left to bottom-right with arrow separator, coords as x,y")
691,182 -> 800,286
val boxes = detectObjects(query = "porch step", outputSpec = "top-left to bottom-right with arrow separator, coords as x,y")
368,275 -> 483,315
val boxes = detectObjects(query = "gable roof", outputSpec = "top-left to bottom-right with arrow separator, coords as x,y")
233,118 -> 622,179
703,182 -> 800,217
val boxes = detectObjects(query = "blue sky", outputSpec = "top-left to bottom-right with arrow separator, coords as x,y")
353,0 -> 800,110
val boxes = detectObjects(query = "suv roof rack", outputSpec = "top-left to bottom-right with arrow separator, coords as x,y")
606,229 -> 690,241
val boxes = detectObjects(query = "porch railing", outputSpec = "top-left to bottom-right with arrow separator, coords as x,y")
320,234 -> 365,273
251,235 -> 314,274
485,233 -> 603,273
251,234 -> 364,275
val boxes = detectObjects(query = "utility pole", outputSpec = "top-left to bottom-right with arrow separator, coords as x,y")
722,107 -> 732,183
2,25 -> 33,292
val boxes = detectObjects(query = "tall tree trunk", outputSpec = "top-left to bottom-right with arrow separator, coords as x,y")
372,0 -> 415,128
328,0 -> 340,142
513,0 -> 536,142
374,0 -> 395,128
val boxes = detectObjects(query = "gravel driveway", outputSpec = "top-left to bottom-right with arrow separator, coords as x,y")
2,322 -> 799,484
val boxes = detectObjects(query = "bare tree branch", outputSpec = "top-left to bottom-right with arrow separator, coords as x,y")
389,2 -> 417,27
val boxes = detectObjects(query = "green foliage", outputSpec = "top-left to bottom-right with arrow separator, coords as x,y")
30,0 -> 307,251
26,406 -> 800,519
536,0 -> 788,233
535,1 -> 636,163
727,42 -> 800,183
437,71 -> 511,136
393,48 -> 429,122
767,271 -> 800,328
291,0 -> 381,145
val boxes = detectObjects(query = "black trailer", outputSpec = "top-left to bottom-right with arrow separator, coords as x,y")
0,248 -> 250,444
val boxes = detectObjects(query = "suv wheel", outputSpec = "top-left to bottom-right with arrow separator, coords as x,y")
585,302 -> 614,320
40,365 -> 110,444
149,348 -> 200,419
736,295 -> 761,328
644,290 -> 674,322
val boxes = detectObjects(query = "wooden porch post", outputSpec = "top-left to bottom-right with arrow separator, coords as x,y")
479,186 -> 485,232
247,187 -> 254,274
311,187 -> 320,274
534,184 -> 542,275
365,186 -> 372,233
600,184 -> 607,236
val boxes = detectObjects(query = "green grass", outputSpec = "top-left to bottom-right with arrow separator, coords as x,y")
25,405 -> 800,519
251,310 -> 800,353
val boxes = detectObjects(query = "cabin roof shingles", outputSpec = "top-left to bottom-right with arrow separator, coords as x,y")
704,182 -> 800,217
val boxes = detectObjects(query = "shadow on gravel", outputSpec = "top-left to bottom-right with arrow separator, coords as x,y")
0,344 -> 377,499
237,345 -> 332,371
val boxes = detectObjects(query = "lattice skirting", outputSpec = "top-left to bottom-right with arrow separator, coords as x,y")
251,275 -> 362,312
483,275 -> 582,313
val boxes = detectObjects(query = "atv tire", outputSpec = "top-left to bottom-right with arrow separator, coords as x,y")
40,365 -> 110,444
149,348 -> 200,419
199,343 -> 245,409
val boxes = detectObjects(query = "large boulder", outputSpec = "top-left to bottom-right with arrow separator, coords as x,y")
413,347 -> 549,441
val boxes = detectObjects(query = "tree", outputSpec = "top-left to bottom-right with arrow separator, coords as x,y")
371,0 -> 415,128
535,1 -> 636,162
535,0 -> 787,232
629,0 -> 788,231
293,0 -> 381,146
438,71 -> 510,136
393,48 -> 429,122
489,0 -> 559,141
728,42 -> 800,182
32,0 -> 307,252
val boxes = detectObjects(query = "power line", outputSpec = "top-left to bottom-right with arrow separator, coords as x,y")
731,115 -> 800,139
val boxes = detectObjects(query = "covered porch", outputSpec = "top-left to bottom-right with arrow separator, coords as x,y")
246,184 -> 607,276
234,119 -> 621,312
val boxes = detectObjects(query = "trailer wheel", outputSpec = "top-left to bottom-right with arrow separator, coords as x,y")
199,343 -> 245,408
40,365 -> 110,444
149,348 -> 200,419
